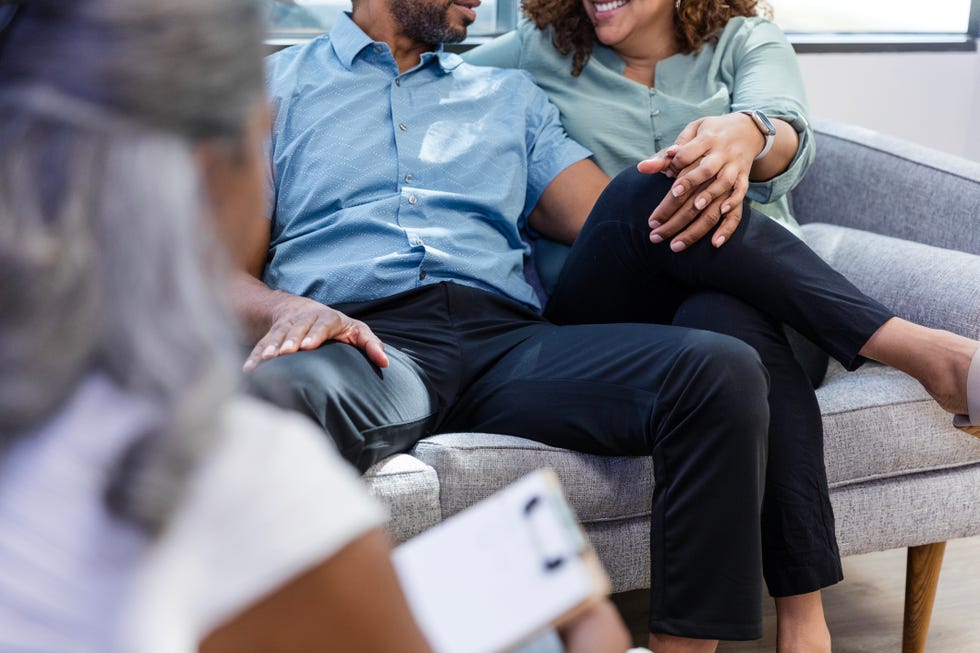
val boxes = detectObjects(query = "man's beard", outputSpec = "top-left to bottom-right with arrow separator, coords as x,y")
389,0 -> 470,45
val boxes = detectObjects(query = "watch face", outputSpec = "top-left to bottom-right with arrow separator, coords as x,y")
754,111 -> 777,136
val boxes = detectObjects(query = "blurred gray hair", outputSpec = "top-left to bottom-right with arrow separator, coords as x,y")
0,0 -> 266,532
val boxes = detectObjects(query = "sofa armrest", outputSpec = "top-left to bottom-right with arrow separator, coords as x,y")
793,119 -> 980,256
802,223 -> 980,340
363,453 -> 442,542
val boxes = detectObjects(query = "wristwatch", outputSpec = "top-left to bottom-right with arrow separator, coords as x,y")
739,109 -> 776,161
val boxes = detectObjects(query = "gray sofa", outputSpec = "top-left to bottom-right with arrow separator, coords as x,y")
363,118 -> 980,652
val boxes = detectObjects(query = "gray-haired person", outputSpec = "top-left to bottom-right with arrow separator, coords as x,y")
0,1 -> 633,651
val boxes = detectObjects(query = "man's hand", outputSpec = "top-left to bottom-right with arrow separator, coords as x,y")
637,113 -> 763,252
243,292 -> 389,372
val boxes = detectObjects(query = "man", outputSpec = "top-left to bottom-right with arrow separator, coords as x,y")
232,0 -> 771,649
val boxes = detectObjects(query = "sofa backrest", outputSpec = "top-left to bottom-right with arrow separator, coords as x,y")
793,119 -> 980,256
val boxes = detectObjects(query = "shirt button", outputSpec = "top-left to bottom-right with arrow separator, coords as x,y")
419,270 -> 427,280
408,194 -> 417,205
374,45 -> 383,53
404,173 -> 414,183
395,78 -> 401,87
398,122 -> 408,131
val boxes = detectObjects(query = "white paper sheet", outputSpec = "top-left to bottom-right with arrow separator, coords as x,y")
392,470 -> 599,653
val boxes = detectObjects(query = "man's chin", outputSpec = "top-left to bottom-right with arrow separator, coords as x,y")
444,23 -> 469,43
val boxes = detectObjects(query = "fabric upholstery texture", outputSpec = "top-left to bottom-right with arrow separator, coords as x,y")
793,119 -> 980,256
413,373 -> 980,526
832,464 -> 980,557
584,462 -> 980,593
802,223 -> 980,340
819,361 -> 980,487
363,454 -> 442,542
414,434 -> 652,521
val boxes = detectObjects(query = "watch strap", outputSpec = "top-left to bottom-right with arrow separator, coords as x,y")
739,109 -> 776,161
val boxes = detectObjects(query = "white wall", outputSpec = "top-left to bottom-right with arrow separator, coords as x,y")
796,45 -> 980,161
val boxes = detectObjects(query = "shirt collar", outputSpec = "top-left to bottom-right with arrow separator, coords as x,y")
330,13 -> 463,73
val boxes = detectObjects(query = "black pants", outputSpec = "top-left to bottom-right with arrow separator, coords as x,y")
544,167 -> 894,600
257,281 -> 770,639
252,167 -> 893,639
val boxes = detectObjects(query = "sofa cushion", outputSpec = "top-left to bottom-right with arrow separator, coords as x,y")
818,361 -> 980,488
831,464 -> 980,558
414,366 -> 980,523
413,434 -> 651,522
363,453 -> 442,542
802,223 -> 980,340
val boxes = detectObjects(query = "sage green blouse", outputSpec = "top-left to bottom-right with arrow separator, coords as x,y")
463,16 -> 813,236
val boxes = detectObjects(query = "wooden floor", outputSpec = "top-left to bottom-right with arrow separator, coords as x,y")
613,535 -> 980,652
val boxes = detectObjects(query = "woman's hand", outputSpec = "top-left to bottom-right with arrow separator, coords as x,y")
639,113 -> 765,251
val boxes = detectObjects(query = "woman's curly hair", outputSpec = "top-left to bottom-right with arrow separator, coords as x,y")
522,0 -> 760,77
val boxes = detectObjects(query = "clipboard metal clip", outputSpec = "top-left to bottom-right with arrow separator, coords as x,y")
524,493 -> 587,574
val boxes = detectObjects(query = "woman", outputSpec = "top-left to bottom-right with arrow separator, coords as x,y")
0,1 -> 632,651
465,2 -> 980,652
465,0 -> 806,251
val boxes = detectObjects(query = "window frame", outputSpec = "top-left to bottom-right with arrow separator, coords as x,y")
267,0 -> 980,54
782,0 -> 980,53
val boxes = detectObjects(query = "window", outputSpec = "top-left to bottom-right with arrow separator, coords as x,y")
773,0 -> 975,34
265,0 -> 980,49
771,0 -> 980,51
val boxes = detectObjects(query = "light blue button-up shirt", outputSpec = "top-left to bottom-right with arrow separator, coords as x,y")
264,13 -> 590,310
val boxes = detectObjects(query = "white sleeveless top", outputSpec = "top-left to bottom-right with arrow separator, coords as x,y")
0,375 -> 385,652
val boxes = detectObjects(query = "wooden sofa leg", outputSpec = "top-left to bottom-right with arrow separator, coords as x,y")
902,541 -> 947,653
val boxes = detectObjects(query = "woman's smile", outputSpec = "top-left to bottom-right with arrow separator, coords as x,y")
592,0 -> 631,21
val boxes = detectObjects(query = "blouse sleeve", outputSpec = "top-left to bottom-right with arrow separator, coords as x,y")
120,397 -> 387,652
729,20 -> 815,204
461,29 -> 523,69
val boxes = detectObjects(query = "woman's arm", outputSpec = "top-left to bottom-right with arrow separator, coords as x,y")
729,19 -> 815,199
642,19 -> 814,251
557,598 -> 633,653
203,529 -> 634,653
201,529 -> 435,653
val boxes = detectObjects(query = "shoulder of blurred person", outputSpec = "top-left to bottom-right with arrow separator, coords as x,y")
0,372 -> 385,652
121,388 -> 388,651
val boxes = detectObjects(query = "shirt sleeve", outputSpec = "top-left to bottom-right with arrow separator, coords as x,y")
521,77 -> 592,220
729,20 -> 815,204
461,29 -> 523,69
263,134 -> 276,220
122,397 -> 387,651
264,54 -> 290,221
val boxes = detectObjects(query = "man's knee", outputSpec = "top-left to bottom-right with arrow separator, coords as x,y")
673,329 -> 770,430
248,343 -> 435,469
249,342 -> 378,409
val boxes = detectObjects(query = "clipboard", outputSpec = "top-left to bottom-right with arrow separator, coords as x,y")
391,468 -> 611,653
